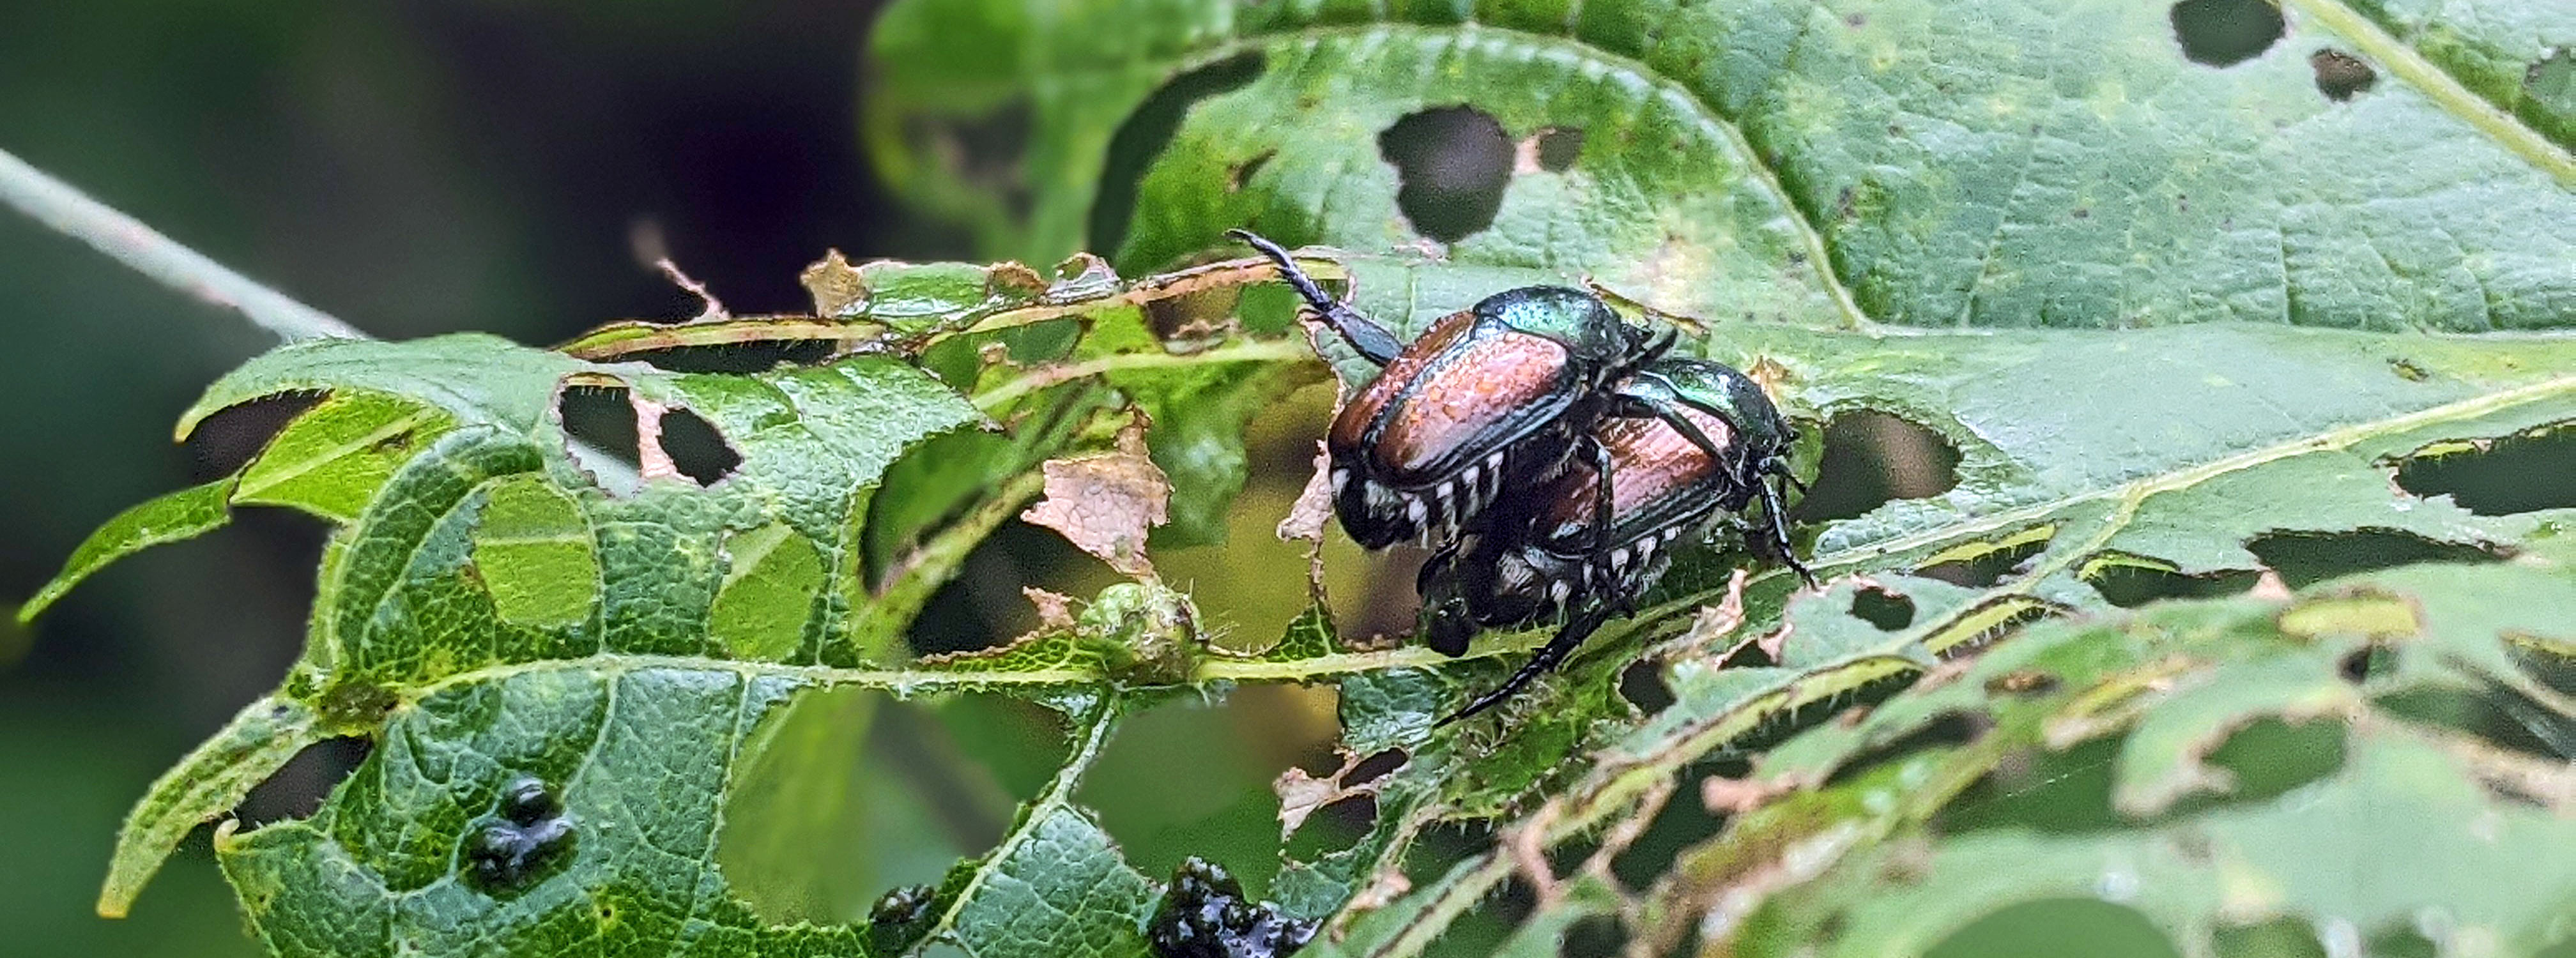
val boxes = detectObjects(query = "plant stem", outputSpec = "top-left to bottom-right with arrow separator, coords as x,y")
0,145 -> 364,342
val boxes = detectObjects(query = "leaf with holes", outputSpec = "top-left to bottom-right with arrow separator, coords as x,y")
873,0 -> 2573,330
1184,250 -> 2575,956
26,251 -> 1497,955
36,0 -> 2576,952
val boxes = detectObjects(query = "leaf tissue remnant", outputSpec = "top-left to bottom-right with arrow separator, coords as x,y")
1379,106 -> 1513,243
2169,0 -> 2285,68
1020,422 -> 1172,577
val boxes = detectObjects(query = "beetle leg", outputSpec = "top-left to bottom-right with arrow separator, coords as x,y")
1584,433 -> 1618,595
1416,538 -> 1478,657
1619,390 -> 1731,468
1756,460 -> 1820,588
1765,455 -> 1813,496
1436,604 -> 1617,725
1230,229 -> 1404,366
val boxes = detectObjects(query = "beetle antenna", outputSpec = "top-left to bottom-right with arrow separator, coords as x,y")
1619,324 -> 1678,376
1437,605 -> 1616,726
1229,229 -> 1403,365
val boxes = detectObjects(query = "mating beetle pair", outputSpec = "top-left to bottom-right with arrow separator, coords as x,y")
1234,231 -> 1814,722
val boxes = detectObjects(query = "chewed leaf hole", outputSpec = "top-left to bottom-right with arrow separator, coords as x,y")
910,521 -> 1118,657
188,392 -> 325,480
1620,658 -> 1676,713
2247,529 -> 2504,589
1915,524 -> 2054,587
237,736 -> 369,827
1229,149 -> 1274,192
2184,718 -> 2345,812
2311,49 -> 2377,100
1518,126 -> 1584,173
1926,597 -> 2067,659
1346,748 -> 1408,786
1850,586 -> 1917,630
2388,422 -> 2575,515
1938,736 -> 2123,834
723,688 -> 1060,924
558,384 -> 643,473
2080,552 -> 2260,608
617,340 -> 837,374
2341,644 -> 2395,683
1379,106 -> 1513,243
1793,411 -> 1962,522
1607,760 -> 1741,889
2377,687 -> 2574,765
1567,916 -> 1629,956
1926,901 -> 2179,958
1282,794 -> 1381,860
656,407 -> 740,485
1823,711 -> 1989,790
2170,0 -> 2283,68
1089,51 -> 1264,252
2508,640 -> 2575,698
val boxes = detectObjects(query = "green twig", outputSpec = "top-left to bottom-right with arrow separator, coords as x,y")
0,145 -> 364,341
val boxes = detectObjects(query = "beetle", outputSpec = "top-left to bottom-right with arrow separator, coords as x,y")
1414,356 -> 1815,723
1234,229 -> 1679,550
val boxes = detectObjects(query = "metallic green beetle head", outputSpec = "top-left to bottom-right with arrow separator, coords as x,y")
1471,285 -> 1641,362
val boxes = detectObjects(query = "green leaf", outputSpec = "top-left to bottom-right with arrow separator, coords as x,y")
217,666 -> 866,957
873,0 -> 2573,330
2331,0 -> 2575,148
98,697 -> 319,919
22,476 -> 236,621
233,391 -> 456,522
56,0 -> 2576,950
178,333 -> 589,441
470,476 -> 599,630
709,522 -> 827,662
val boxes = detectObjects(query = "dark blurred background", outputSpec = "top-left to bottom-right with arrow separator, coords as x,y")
0,4 -> 958,952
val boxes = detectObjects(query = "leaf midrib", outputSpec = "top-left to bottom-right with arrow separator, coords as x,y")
2281,0 -> 2576,186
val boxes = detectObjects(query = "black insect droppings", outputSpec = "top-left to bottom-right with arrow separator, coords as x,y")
1147,857 -> 1317,958
869,884 -> 940,953
466,776 -> 575,892
2312,49 -> 2378,101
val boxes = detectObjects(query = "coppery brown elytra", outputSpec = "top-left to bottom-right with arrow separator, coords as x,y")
1420,357 -> 1813,723
1232,231 -> 1814,724
1236,229 -> 1674,551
